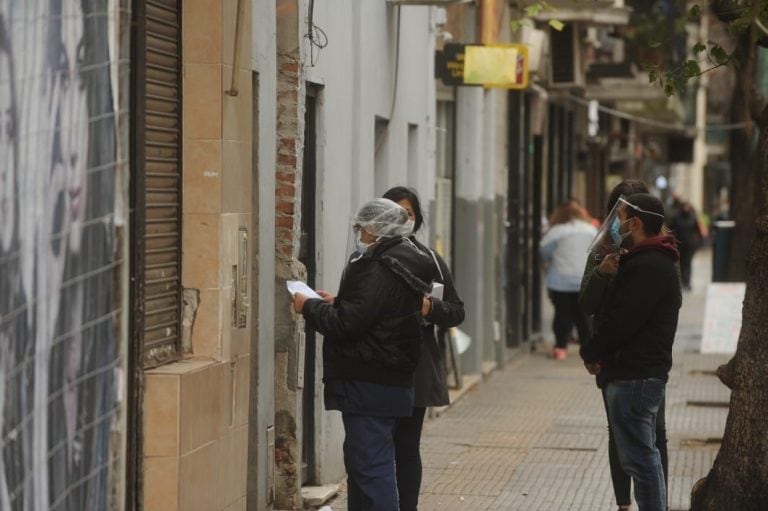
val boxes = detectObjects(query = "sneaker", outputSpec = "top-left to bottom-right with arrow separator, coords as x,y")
552,347 -> 566,360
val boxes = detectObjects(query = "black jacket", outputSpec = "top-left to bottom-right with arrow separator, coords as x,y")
580,235 -> 682,384
410,238 -> 465,407
303,237 -> 433,388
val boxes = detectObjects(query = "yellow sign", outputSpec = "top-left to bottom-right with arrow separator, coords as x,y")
463,44 -> 529,89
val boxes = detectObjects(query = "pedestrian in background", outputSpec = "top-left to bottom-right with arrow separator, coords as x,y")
293,198 -> 433,511
670,201 -> 702,290
382,186 -> 465,511
539,201 -> 597,360
581,193 -> 681,511
580,180 -> 671,511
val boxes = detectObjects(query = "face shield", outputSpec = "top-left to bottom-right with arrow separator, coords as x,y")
345,198 -> 411,261
586,195 -> 629,259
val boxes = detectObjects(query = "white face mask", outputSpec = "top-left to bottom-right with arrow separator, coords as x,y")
355,231 -> 375,254
404,219 -> 415,235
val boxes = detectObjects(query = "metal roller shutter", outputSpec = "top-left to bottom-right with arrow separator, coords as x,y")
134,0 -> 182,369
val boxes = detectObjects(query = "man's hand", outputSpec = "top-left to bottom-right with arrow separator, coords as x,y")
317,290 -> 335,304
293,293 -> 309,313
584,362 -> 602,375
597,252 -> 621,276
421,296 -> 433,318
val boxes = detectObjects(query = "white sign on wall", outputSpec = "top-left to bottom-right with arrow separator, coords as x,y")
700,283 -> 746,355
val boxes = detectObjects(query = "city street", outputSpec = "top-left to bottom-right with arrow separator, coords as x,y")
327,251 -> 729,510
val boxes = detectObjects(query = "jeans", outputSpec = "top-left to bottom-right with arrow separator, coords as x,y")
547,290 -> 592,348
602,389 -> 668,508
393,407 -> 427,511
605,379 -> 667,511
342,413 -> 399,511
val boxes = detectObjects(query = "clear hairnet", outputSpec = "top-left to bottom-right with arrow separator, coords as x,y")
353,198 -> 411,238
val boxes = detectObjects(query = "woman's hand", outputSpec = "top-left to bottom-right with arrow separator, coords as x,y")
421,296 -> 433,317
317,290 -> 335,304
293,293 -> 309,313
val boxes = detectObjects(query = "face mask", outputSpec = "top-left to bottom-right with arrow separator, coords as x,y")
610,218 -> 631,248
404,219 -> 415,235
355,231 -> 375,254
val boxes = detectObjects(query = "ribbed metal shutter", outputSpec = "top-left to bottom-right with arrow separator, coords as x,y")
135,0 -> 182,369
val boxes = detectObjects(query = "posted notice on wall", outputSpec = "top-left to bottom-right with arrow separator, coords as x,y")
700,282 -> 746,355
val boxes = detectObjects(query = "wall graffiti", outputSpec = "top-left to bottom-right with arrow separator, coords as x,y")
0,0 -> 123,509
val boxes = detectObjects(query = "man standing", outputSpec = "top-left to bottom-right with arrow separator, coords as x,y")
581,193 -> 681,511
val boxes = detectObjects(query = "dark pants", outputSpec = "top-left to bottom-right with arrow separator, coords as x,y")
393,407 -> 427,511
342,413 -> 399,511
603,389 -> 668,507
606,379 -> 667,511
548,290 -> 592,349
679,246 -> 695,288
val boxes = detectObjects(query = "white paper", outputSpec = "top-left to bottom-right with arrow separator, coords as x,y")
430,282 -> 444,300
449,327 -> 472,355
286,280 -> 323,300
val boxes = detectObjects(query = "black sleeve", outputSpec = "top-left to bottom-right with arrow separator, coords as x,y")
302,262 -> 392,339
426,252 -> 465,328
579,253 -> 612,315
580,258 -> 665,363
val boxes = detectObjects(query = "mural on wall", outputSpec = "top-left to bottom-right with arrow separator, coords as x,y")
0,0 -> 123,509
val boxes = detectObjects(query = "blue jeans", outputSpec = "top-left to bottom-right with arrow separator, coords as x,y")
342,413 -> 399,511
606,378 -> 667,511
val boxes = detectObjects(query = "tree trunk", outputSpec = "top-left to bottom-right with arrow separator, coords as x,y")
690,104 -> 768,510
726,32 -> 760,282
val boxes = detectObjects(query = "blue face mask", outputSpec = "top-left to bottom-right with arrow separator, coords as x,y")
610,218 -> 629,247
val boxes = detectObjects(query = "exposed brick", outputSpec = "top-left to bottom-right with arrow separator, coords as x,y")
276,200 -> 295,215
276,183 -> 296,198
276,171 -> 296,184
277,154 -> 297,166
279,138 -> 296,152
276,215 -> 294,229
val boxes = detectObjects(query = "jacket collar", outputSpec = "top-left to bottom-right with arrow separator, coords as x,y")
624,234 -> 680,262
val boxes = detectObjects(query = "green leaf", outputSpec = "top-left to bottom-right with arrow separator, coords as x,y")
687,4 -> 702,22
525,4 -> 543,17
548,19 -> 565,32
693,42 -> 706,55
710,45 -> 729,66
683,60 -> 701,78
649,40 -> 662,48
510,20 -> 522,33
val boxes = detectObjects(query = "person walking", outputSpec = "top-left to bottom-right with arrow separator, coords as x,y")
539,201 -> 598,360
293,198 -> 433,511
581,193 -> 681,511
669,201 -> 702,290
382,187 -> 465,511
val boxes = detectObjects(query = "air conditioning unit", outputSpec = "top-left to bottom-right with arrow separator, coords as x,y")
548,23 -> 584,88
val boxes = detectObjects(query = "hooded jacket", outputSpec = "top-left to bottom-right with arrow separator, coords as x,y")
303,237 -> 433,388
581,235 -> 682,384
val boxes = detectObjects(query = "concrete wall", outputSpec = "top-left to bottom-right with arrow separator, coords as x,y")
302,1 -> 437,486
141,1 -> 255,510
250,0 -> 277,509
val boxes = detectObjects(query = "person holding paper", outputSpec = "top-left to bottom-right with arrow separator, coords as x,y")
293,198 -> 433,511
382,186 -> 465,511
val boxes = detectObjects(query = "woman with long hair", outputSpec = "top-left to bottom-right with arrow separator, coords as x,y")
540,200 -> 598,360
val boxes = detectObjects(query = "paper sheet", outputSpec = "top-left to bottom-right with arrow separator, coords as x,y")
430,282 -> 444,300
286,280 -> 323,300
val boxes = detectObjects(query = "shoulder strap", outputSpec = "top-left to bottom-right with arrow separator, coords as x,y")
428,249 -> 444,282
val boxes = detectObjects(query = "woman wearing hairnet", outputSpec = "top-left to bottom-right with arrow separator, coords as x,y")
294,198 -> 434,511
382,186 -> 465,511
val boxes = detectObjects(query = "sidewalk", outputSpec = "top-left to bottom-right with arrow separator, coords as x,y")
324,251 -> 729,511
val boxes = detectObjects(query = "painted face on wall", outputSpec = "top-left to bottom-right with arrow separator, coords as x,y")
0,33 -> 16,253
52,0 -> 89,253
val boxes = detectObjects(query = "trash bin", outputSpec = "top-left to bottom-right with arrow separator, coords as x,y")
712,220 -> 735,282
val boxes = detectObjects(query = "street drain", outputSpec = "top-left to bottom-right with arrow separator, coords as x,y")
680,437 -> 722,448
687,400 -> 729,408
